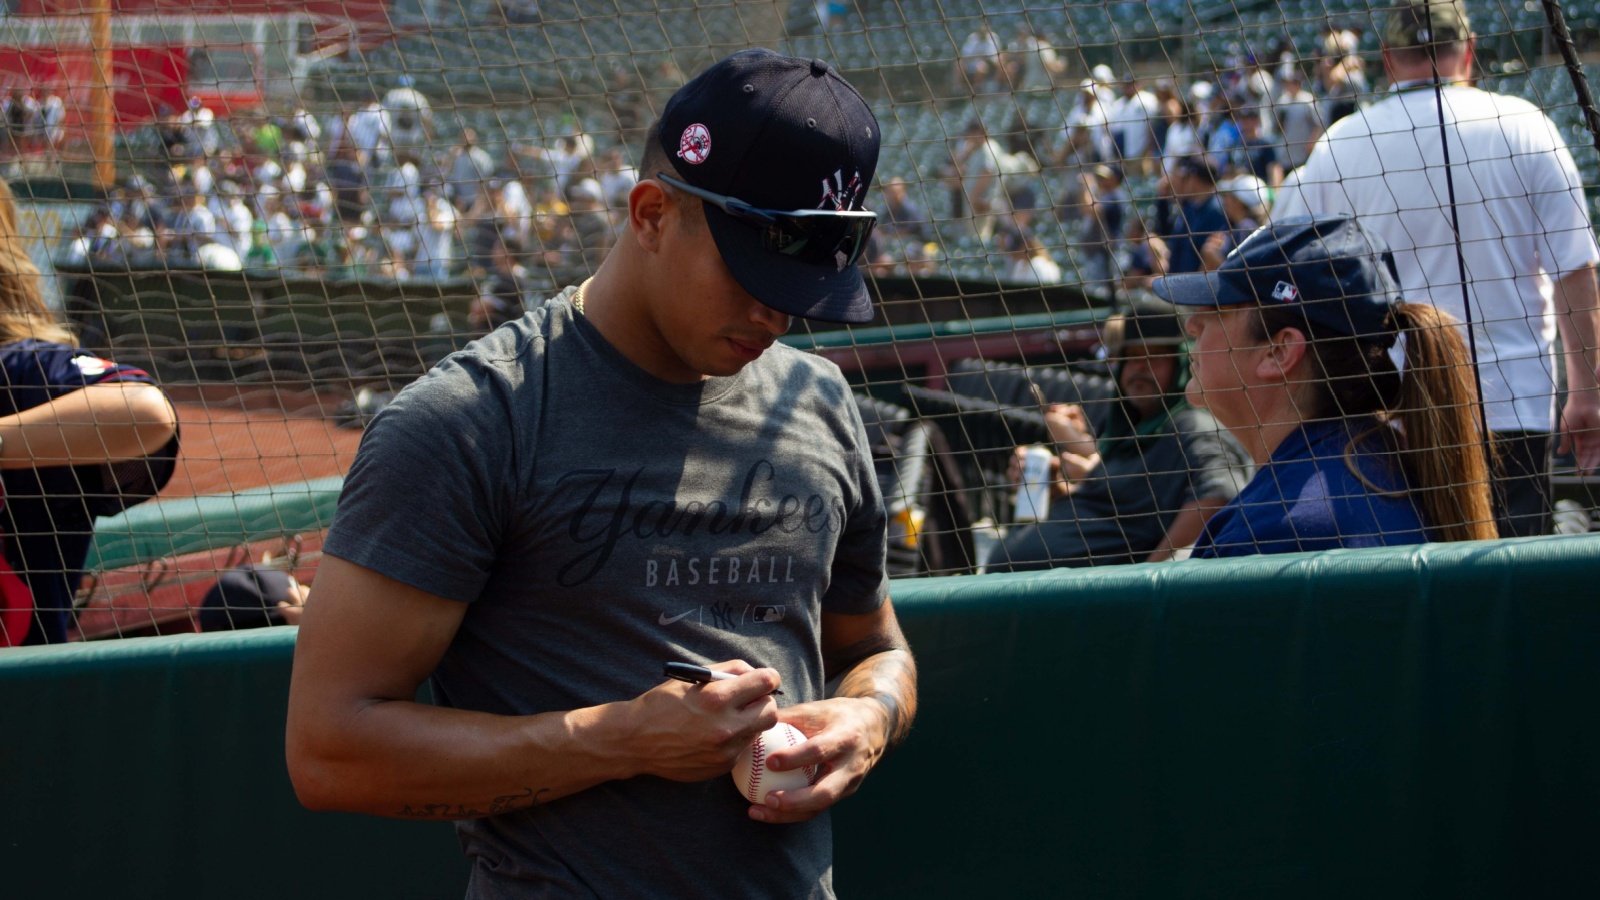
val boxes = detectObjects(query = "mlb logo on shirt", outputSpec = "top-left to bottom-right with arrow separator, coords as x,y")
1271,281 -> 1299,303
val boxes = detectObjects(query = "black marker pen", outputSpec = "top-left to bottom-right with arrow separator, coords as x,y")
663,661 -> 783,695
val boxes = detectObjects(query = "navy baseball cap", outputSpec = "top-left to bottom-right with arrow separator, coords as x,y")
1153,216 -> 1405,344
198,564 -> 295,632
658,49 -> 881,324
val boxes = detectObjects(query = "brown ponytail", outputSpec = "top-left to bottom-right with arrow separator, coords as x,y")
1387,302 -> 1496,543
1253,301 -> 1496,543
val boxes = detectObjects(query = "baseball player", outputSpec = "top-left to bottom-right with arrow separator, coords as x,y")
288,50 -> 917,898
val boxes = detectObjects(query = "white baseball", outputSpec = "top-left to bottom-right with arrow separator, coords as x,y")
732,723 -> 817,804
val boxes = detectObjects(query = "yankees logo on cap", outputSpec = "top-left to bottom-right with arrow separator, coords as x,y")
677,123 -> 711,165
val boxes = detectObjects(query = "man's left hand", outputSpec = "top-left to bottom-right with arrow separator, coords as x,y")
744,697 -> 890,824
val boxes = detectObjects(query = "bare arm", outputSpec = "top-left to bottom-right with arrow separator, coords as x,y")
1553,262 -> 1600,472
0,382 -> 176,469
1145,496 -> 1230,562
753,600 -> 918,824
285,556 -> 781,819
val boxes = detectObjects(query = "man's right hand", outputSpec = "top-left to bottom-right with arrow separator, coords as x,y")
620,661 -> 781,783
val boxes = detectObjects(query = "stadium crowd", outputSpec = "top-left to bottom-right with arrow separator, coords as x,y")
58,75 -> 639,330
51,17 -> 1376,309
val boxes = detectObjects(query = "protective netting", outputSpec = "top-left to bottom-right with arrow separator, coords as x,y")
4,0 -> 1600,641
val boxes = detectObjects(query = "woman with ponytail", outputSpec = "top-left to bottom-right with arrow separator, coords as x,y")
1154,216 -> 1495,555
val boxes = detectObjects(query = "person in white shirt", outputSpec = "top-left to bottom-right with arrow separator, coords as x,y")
218,187 -> 255,257
1000,229 -> 1060,285
1272,0 -> 1600,537
381,75 -> 433,160
416,191 -> 458,280
1056,80 -> 1115,168
1107,74 -> 1161,176
958,23 -> 1003,93
595,146 -> 639,212
346,99 -> 387,169
1004,24 -> 1062,92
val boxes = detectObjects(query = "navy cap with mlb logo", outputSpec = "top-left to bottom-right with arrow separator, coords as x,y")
1153,216 -> 1406,345
658,48 -> 881,324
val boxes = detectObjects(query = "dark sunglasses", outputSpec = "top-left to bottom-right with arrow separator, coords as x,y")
655,172 -> 878,269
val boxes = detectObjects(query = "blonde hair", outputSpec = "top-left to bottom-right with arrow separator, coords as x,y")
0,179 -> 74,346
1254,301 -> 1496,543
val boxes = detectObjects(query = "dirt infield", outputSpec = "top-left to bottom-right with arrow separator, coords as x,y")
162,387 -> 366,498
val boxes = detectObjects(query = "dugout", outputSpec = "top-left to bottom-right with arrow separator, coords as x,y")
3,536 -> 1598,898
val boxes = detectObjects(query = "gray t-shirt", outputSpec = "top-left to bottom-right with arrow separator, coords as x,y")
324,292 -> 889,898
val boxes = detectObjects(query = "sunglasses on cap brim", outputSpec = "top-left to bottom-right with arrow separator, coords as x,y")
655,172 -> 878,269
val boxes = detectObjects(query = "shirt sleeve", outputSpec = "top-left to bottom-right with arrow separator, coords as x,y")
1175,411 -> 1249,506
322,354 -> 518,603
820,393 -> 889,617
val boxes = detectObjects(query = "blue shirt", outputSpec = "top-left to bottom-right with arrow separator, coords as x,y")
1193,418 -> 1428,558
1163,196 -> 1228,274
0,340 -> 176,643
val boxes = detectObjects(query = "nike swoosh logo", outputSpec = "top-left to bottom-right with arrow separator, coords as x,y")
658,608 -> 697,626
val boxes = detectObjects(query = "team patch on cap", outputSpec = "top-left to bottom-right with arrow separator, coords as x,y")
677,123 -> 711,164
1271,281 -> 1300,303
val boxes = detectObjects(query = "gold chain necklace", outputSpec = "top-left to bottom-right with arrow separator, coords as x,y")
573,279 -> 590,315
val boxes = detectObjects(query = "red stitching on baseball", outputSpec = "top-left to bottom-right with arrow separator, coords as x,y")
747,737 -> 765,803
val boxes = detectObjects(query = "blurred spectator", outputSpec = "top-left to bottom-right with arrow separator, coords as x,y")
197,564 -> 309,631
881,177 -> 933,245
1204,95 -> 1244,173
3,88 -> 38,160
999,229 -> 1061,285
447,128 -> 496,212
565,177 -> 612,270
345,95 -> 387,168
1160,98 -> 1203,177
324,142 -> 370,225
1004,24 -> 1064,92
1153,156 -> 1226,274
381,75 -> 433,161
1108,74 -> 1160,176
953,119 -> 1010,238
243,220 -> 278,269
1072,164 -> 1128,285
958,22 -> 1004,93
596,145 -> 638,211
417,190 -> 458,280
988,297 -> 1248,571
516,134 -> 591,194
1056,80 -> 1114,168
469,235 -> 531,331
1226,108 -> 1284,186
1203,174 -> 1269,268
1272,69 -> 1323,169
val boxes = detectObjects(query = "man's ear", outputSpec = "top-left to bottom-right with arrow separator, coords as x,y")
1257,326 -> 1309,381
629,178 -> 670,253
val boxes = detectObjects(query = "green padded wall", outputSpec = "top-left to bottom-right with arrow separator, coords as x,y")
4,536 -> 1599,898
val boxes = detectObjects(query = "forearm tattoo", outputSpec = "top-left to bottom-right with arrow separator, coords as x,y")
397,786 -> 550,819
829,635 -> 918,750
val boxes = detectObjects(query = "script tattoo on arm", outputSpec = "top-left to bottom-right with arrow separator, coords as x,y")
827,632 -> 918,751
396,787 -> 551,820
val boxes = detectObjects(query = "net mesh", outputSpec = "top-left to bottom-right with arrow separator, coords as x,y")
2,0 -> 1599,641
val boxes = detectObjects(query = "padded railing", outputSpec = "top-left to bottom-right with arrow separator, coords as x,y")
5,536 -> 1599,898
